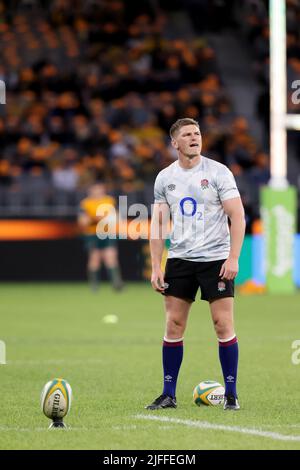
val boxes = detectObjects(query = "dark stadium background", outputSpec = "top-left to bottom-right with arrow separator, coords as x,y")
0,0 -> 299,284
1,0 -> 300,454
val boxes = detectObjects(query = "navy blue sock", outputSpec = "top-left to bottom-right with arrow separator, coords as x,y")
219,336 -> 239,398
162,338 -> 183,398
88,269 -> 99,292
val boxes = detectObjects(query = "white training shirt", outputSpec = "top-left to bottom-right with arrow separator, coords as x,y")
154,156 -> 240,262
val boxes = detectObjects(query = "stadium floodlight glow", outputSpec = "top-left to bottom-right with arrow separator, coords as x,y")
269,0 -> 287,189
284,114 -> 300,130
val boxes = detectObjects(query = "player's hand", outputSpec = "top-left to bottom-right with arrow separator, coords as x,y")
151,268 -> 166,292
78,213 -> 92,228
219,257 -> 239,281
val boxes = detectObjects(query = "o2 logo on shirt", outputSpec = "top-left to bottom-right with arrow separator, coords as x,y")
179,197 -> 203,220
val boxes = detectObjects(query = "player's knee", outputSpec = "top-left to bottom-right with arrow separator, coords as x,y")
166,317 -> 186,336
103,248 -> 117,264
89,253 -> 101,270
105,258 -> 117,268
213,316 -> 233,337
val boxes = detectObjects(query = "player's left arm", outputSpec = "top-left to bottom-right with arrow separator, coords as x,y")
220,197 -> 246,281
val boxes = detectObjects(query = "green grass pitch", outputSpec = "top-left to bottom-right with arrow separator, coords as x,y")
0,282 -> 300,450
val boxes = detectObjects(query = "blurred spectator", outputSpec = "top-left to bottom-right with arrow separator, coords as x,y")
0,0 -> 267,224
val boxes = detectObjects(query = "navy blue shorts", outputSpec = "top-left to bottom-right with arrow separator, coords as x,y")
83,235 -> 117,251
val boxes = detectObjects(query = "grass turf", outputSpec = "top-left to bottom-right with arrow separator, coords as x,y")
0,282 -> 300,450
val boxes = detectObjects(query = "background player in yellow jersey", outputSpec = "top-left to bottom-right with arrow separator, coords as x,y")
78,182 -> 123,292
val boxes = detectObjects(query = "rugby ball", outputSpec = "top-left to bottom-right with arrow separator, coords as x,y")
41,378 -> 72,420
193,380 -> 224,406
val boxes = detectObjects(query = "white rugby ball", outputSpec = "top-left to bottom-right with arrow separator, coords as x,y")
193,380 -> 225,406
41,378 -> 72,420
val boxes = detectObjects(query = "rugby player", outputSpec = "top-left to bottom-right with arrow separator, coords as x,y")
78,182 -> 123,292
147,118 -> 245,411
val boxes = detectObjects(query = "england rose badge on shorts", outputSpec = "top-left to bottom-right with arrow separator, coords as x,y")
218,281 -> 226,292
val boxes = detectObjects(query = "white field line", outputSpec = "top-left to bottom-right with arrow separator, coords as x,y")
263,424 -> 300,429
135,415 -> 300,443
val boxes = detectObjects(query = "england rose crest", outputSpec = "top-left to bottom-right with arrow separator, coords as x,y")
201,179 -> 209,189
218,281 -> 226,292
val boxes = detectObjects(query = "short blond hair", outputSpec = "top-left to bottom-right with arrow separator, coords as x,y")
169,118 -> 200,139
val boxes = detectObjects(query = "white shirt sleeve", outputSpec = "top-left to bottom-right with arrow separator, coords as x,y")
217,166 -> 240,202
154,173 -> 167,203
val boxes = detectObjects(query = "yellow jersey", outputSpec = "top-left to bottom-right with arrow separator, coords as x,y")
80,195 -> 116,235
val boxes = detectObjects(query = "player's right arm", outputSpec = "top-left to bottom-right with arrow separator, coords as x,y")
78,212 -> 91,228
150,202 -> 170,292
77,202 -> 92,229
